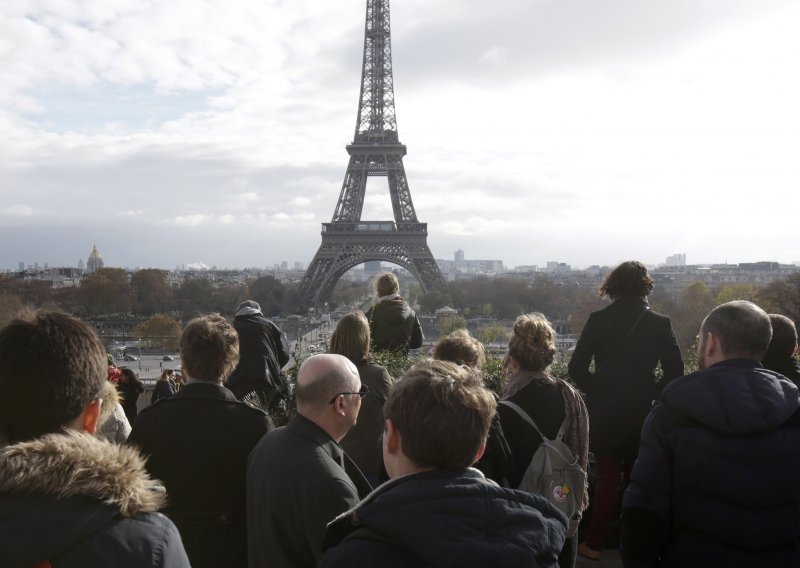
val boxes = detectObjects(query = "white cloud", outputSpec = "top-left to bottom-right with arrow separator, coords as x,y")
478,45 -> 508,64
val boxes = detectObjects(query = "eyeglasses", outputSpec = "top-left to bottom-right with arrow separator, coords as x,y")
328,384 -> 369,405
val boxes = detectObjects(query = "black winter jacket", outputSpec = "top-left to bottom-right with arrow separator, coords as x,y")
0,432 -> 189,567
622,359 -> 800,567
365,296 -> 423,353
226,313 -> 291,399
319,468 -> 566,568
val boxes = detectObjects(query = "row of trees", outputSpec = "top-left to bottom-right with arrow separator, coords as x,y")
418,274 -> 800,354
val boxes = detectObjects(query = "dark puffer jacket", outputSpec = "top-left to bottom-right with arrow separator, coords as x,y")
0,431 -> 189,567
365,295 -> 423,353
622,359 -> 800,567
226,311 -> 290,400
319,468 -> 566,568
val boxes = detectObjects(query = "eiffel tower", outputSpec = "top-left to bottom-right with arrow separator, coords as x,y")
299,0 -> 447,309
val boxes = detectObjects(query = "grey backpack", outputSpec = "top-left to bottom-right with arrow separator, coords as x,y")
499,400 -> 586,538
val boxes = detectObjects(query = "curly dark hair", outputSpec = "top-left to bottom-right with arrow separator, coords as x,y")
600,260 -> 654,299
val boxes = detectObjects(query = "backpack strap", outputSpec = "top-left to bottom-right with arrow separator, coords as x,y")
499,400 -> 568,443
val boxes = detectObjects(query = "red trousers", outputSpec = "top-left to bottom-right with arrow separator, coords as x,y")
585,454 -> 633,550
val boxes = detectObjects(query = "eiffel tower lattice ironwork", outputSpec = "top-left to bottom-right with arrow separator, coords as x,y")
299,0 -> 447,308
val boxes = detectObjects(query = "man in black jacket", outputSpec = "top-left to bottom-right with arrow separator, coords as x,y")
0,311 -> 189,566
247,354 -> 372,568
226,300 -> 291,410
129,314 -> 273,568
622,301 -> 800,567
319,360 -> 566,568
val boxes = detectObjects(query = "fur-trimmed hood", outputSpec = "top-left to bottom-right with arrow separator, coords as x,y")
0,430 -> 164,517
98,380 -> 122,427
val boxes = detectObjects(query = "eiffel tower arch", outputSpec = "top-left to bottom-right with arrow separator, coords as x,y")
299,0 -> 447,309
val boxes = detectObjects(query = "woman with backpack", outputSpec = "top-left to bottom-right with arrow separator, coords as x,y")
498,313 -> 589,568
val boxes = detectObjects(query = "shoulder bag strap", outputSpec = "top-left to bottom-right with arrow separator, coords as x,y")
596,308 -> 648,375
499,399 -> 568,443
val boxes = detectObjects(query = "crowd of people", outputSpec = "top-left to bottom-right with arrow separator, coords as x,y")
1,264 -> 799,567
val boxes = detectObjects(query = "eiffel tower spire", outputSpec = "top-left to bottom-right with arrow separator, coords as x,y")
299,0 -> 447,309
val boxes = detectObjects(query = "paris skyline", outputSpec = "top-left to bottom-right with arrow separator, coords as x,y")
1,0 -> 798,272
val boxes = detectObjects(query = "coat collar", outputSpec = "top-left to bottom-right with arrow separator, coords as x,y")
172,381 -> 238,401
0,431 -> 165,517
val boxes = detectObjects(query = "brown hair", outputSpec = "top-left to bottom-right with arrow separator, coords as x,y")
180,314 -> 240,382
506,313 -> 557,373
375,272 -> 399,297
600,260 -> 654,299
0,310 -> 106,443
433,329 -> 486,369
766,314 -> 798,359
384,360 -> 496,470
329,312 -> 370,364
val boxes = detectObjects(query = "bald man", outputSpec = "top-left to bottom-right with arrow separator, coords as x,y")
247,354 -> 372,568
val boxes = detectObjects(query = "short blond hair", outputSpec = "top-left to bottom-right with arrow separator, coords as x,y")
375,272 -> 399,297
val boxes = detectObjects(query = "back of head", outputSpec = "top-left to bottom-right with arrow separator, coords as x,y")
375,272 -> 399,297
433,328 -> 486,369
181,314 -> 240,382
600,260 -> 654,299
765,314 -> 798,360
329,312 -> 370,364
235,300 -> 262,318
0,310 -> 106,444
119,367 -> 138,383
384,359 -> 496,470
702,301 -> 772,361
507,313 -> 556,373
295,354 -> 359,412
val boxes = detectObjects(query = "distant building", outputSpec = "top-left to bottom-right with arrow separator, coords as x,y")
454,249 -> 465,262
364,261 -> 382,274
18,262 -> 24,273
294,261 -> 304,270
665,253 -> 686,267
86,244 -> 104,274
280,261 -> 288,271
545,261 -> 571,274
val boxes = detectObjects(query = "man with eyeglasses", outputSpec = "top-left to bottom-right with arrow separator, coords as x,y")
247,353 -> 372,568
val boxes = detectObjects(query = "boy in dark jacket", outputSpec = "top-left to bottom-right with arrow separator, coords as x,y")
319,359 -> 566,567
622,301 -> 800,567
0,311 -> 189,567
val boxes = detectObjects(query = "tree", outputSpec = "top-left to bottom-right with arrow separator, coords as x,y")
0,292 -> 24,330
439,315 -> 467,336
417,290 -> 451,314
248,276 -> 287,316
176,278 -> 215,316
80,268 -> 132,316
135,314 -> 182,351
714,284 -> 758,305
131,269 -> 173,314
478,324 -> 510,346
673,281 -> 715,351
758,273 -> 800,322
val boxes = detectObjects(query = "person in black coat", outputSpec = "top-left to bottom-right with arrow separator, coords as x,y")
151,368 -> 177,403
247,354 -> 372,567
319,360 -> 566,568
622,301 -> 800,567
129,314 -> 273,568
225,300 -> 291,410
0,311 -> 189,567
117,367 -> 144,423
762,313 -> 800,387
364,272 -> 423,354
330,311 -> 393,483
568,261 -> 683,561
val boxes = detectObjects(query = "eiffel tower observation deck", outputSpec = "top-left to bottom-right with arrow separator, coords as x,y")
299,0 -> 447,309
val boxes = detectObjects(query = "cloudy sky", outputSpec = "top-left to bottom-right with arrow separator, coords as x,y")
1,0 -> 798,271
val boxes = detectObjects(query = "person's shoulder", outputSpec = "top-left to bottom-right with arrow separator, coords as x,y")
320,534 -> 414,568
103,511 -> 190,566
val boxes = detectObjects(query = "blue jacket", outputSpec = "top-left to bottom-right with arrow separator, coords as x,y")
622,359 -> 800,567
319,468 -> 566,568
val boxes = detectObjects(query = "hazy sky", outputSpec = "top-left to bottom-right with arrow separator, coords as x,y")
2,0 -> 798,271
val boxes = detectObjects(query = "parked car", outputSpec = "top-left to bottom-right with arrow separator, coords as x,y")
162,355 -> 175,361
123,354 -> 138,361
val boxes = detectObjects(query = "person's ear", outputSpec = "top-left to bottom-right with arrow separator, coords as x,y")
332,394 -> 346,417
81,399 -> 103,435
472,442 -> 487,465
384,419 -> 400,456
